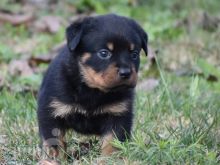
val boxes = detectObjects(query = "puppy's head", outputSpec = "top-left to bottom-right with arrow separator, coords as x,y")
66,14 -> 148,92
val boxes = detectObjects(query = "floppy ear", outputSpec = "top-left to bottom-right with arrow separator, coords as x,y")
128,20 -> 148,56
141,31 -> 148,56
66,19 -> 84,52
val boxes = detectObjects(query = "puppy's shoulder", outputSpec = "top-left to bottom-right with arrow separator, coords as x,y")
39,46 -> 74,94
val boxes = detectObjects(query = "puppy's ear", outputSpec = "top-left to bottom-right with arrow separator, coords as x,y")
140,30 -> 148,56
129,20 -> 148,56
66,17 -> 94,52
66,20 -> 83,52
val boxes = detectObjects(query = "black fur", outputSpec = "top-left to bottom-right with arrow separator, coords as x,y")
37,14 -> 148,154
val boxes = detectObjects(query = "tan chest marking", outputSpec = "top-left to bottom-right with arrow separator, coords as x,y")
102,101 -> 128,114
50,99 -> 86,118
50,99 -> 129,118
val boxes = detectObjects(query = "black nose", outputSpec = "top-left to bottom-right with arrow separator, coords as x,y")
118,67 -> 131,79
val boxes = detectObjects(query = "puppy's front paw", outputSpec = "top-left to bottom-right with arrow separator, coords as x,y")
101,133 -> 116,156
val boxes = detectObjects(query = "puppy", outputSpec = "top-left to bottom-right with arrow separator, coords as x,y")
37,14 -> 148,159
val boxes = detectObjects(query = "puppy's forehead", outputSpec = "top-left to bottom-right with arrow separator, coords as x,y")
83,32 -> 139,52
82,16 -> 141,50
96,16 -> 138,40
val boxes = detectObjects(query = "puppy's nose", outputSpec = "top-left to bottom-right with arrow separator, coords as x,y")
118,67 -> 131,79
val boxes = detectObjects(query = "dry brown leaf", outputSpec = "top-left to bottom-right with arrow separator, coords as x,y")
28,41 -> 65,67
14,39 -> 38,54
0,12 -> 34,26
147,46 -> 157,65
29,55 -> 52,67
9,60 -> 34,77
201,12 -> 220,32
137,78 -> 159,91
34,16 -> 62,34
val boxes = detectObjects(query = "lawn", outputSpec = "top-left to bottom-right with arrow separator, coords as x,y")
0,0 -> 220,164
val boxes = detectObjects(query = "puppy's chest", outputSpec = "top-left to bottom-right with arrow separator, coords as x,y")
50,98 -> 129,118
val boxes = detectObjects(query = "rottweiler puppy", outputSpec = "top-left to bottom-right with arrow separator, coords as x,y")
37,14 -> 148,159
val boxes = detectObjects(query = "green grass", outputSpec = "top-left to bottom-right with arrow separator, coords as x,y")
1,70 -> 219,164
0,0 -> 220,164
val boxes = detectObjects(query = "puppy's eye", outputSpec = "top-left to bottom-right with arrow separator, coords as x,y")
131,51 -> 139,60
97,49 -> 112,60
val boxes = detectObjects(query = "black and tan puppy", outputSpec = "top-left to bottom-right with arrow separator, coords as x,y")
37,14 -> 148,159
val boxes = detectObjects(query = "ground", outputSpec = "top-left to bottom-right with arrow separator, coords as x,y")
0,0 -> 220,164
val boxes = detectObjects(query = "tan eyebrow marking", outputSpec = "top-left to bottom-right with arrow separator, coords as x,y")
102,101 -> 128,114
130,43 -> 135,51
81,52 -> 91,63
107,42 -> 114,51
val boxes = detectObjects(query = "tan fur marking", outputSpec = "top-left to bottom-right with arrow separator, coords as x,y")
107,42 -> 114,51
103,101 -> 128,114
50,100 -> 73,117
130,43 -> 135,51
102,63 -> 118,87
101,133 -> 116,156
129,65 -> 138,86
79,62 -> 138,92
79,62 -> 116,92
81,53 -> 91,63
50,99 -> 86,117
50,99 -> 128,117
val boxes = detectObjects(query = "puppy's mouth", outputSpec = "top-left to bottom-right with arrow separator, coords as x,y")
101,75 -> 138,92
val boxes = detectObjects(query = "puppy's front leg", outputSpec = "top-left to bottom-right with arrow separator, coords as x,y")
38,113 -> 66,159
101,133 -> 116,156
41,129 -> 66,159
38,125 -> 66,165
101,113 -> 133,156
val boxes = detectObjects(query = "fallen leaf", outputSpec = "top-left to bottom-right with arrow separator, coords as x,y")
207,74 -> 218,82
34,16 -> 62,34
147,46 -> 157,65
137,78 -> 159,91
29,55 -> 52,67
9,60 -> 34,77
201,12 -> 220,32
28,41 -> 65,67
0,12 -> 34,26
14,39 -> 38,54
